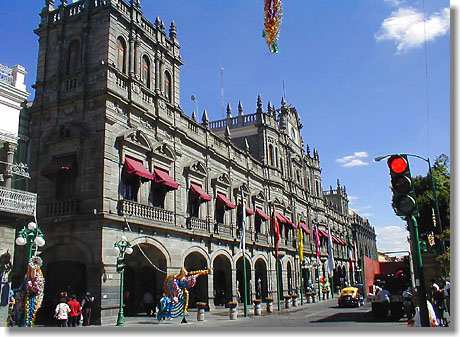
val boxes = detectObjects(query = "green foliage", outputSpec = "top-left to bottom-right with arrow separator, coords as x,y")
412,154 -> 450,235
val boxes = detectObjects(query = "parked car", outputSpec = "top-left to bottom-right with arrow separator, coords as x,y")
338,287 -> 361,308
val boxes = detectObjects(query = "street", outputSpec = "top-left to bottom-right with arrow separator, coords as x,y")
106,299 -> 409,329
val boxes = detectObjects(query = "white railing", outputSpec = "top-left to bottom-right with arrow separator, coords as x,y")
187,217 -> 208,231
119,199 -> 174,224
0,187 -> 36,216
0,64 -> 13,85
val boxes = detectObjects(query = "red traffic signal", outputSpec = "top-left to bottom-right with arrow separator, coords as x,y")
387,155 -> 408,174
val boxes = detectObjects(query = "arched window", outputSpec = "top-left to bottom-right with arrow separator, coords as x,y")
268,144 -> 274,166
117,37 -> 127,74
142,55 -> 151,88
164,71 -> 172,102
275,148 -> 279,168
66,40 -> 80,75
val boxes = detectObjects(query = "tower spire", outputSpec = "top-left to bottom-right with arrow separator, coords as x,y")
238,100 -> 244,116
256,94 -> 263,113
201,109 -> 209,127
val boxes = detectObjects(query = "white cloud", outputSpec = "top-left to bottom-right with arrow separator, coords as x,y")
384,0 -> 403,7
336,152 -> 369,168
375,7 -> 450,53
375,225 -> 410,252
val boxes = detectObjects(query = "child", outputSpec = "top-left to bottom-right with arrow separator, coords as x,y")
55,297 -> 71,327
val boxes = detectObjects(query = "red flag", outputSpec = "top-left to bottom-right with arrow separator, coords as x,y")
314,224 -> 321,264
271,211 -> 280,256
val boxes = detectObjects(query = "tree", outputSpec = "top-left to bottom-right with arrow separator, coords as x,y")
412,154 -> 450,234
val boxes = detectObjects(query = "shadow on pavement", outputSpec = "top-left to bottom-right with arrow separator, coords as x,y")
311,310 -> 405,324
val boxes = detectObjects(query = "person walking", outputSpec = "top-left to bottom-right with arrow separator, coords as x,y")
55,297 -> 71,327
142,290 -> 154,317
67,295 -> 81,327
81,292 -> 95,326
443,278 -> 450,316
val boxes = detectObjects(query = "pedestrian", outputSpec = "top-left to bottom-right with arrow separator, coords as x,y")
81,292 -> 95,326
443,278 -> 450,316
410,300 -> 438,327
55,297 -> 71,327
67,295 -> 81,327
433,288 -> 446,326
142,290 -> 154,317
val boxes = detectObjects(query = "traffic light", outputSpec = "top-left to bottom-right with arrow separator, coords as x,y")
387,154 -> 416,217
116,257 -> 126,273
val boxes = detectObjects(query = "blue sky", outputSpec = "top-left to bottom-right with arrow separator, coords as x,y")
0,0 -> 450,252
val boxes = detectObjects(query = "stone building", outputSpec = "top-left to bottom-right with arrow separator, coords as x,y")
350,209 -> 378,285
24,0 -> 375,324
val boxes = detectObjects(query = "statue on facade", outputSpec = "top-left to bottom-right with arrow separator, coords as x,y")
157,267 -> 209,321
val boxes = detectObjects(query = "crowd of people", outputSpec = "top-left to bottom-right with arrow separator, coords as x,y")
54,291 -> 95,328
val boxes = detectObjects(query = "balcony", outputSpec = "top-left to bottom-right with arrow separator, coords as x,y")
187,216 -> 209,232
255,232 -> 269,244
46,199 -> 80,217
118,199 -> 174,224
213,222 -> 233,238
0,186 -> 36,217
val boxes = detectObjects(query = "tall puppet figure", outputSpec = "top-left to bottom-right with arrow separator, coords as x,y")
23,256 -> 45,327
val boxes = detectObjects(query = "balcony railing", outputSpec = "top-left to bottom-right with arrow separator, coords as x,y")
46,199 -> 80,217
0,186 -> 36,217
255,232 -> 269,244
187,216 -> 209,232
213,222 -> 233,237
118,199 -> 174,224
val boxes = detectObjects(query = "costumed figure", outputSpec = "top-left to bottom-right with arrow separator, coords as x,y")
0,251 -> 13,327
23,256 -> 45,327
157,267 -> 209,321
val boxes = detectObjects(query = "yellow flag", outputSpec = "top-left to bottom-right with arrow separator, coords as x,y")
297,226 -> 304,262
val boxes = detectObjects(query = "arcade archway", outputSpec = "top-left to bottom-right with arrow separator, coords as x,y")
254,258 -> 268,300
287,261 -> 293,294
212,255 -> 232,306
184,252 -> 208,308
124,243 -> 167,316
236,256 -> 251,305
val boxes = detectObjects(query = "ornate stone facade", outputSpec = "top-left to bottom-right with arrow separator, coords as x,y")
25,1 -> 376,324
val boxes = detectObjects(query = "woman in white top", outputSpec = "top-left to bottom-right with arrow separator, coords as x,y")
55,298 -> 71,327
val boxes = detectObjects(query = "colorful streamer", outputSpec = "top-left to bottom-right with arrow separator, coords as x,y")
263,0 -> 283,53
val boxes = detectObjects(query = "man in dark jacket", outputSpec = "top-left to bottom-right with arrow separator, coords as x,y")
81,292 -> 95,326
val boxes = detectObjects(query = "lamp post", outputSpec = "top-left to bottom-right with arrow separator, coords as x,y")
374,153 -> 444,252
114,235 -> 133,326
15,222 -> 46,263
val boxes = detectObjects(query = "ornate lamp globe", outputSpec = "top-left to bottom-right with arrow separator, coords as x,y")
34,236 -> 45,247
16,237 -> 26,246
114,246 -> 120,255
27,222 -> 37,230
125,247 -> 133,255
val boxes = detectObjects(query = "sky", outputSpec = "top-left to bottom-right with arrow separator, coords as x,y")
0,0 -> 450,253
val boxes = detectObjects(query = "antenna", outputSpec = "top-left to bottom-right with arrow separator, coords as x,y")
220,66 -> 225,118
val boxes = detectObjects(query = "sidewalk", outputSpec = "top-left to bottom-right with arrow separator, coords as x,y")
102,297 -> 338,327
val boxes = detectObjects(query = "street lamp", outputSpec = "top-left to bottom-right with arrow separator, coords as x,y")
15,222 -> 46,263
114,235 -> 133,326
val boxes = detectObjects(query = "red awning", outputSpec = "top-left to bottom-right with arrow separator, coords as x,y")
318,229 -> 329,238
276,213 -> 296,228
300,222 -> 310,235
124,157 -> 154,181
332,236 -> 340,244
255,208 -> 270,221
340,238 -> 348,246
190,183 -> 211,202
217,193 -> 236,209
152,169 -> 179,190
245,207 -> 254,216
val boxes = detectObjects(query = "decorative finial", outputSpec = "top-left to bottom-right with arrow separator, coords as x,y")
61,0 -> 68,6
238,100 -> 244,115
155,16 -> 161,28
201,109 -> 209,127
224,125 -> 231,139
244,137 -> 250,152
256,94 -> 263,113
46,0 -> 55,10
306,144 -> 310,155
337,179 -> 341,188
191,110 -> 196,121
267,101 -> 272,114
130,0 -> 141,8
226,103 -> 232,118
169,21 -> 177,39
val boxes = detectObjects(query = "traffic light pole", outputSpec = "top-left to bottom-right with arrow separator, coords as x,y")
407,215 -> 430,327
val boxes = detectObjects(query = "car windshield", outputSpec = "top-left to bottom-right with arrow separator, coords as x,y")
341,288 -> 357,296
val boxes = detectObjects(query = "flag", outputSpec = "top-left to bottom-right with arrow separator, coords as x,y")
313,224 -> 321,264
271,211 -> 280,257
297,225 -> 304,263
239,188 -> 246,252
326,224 -> 335,276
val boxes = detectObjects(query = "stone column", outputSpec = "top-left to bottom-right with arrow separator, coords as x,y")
154,52 -> 160,94
250,267 -> 256,301
207,270 -> 215,310
231,268 -> 238,302
3,142 -> 16,189
129,35 -> 135,77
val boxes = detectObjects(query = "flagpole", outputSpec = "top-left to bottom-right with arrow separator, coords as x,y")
299,257 -> 304,305
298,227 -> 304,306
275,250 -> 281,311
241,188 -> 248,317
